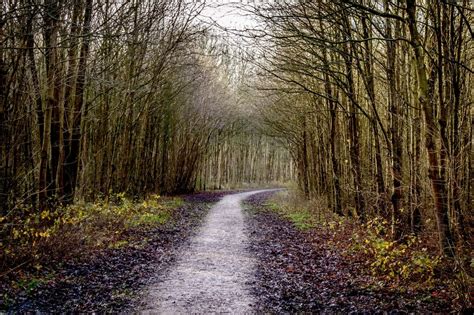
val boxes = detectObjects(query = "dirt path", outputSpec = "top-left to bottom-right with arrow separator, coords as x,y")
140,190 -> 278,313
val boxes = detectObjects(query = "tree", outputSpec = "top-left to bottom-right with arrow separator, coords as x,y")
247,0 -> 473,256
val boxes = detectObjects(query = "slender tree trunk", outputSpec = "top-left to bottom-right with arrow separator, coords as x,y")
325,72 -> 343,215
385,1 -> 404,239
63,0 -> 93,202
406,0 -> 455,256
40,0 -> 62,207
360,14 -> 387,215
301,118 -> 310,198
341,12 -> 365,219
0,0 -> 8,214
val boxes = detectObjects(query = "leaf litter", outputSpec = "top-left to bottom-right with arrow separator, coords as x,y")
244,191 -> 453,313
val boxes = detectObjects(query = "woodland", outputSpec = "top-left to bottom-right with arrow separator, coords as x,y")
0,0 -> 473,311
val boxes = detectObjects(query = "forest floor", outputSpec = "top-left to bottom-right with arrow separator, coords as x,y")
245,191 -> 456,313
2,189 -> 460,313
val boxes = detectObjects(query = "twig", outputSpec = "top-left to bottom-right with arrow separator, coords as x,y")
0,260 -> 32,279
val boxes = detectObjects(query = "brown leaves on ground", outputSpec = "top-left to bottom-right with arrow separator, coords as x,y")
244,192 -> 454,313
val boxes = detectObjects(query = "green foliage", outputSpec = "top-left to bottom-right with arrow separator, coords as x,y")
286,211 -> 315,230
265,201 -> 315,230
16,277 -> 44,294
265,202 -> 281,212
353,218 -> 441,288
132,212 -> 170,226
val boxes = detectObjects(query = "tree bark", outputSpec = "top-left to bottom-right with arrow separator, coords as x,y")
406,0 -> 455,256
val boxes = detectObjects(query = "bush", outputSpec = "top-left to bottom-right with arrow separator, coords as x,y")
353,217 -> 441,289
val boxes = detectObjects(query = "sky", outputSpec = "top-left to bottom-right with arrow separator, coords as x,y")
198,0 -> 259,31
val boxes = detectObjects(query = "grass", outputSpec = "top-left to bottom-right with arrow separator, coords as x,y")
133,212 -> 170,225
264,190 -> 333,231
266,200 -> 315,230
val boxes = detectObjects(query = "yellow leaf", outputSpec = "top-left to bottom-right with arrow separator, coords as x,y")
40,210 -> 50,220
39,231 -> 51,238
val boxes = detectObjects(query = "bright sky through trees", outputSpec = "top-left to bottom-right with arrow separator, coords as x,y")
198,1 -> 258,31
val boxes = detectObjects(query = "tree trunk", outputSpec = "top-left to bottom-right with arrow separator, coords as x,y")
385,0 -> 404,239
63,0 -> 93,203
406,0 -> 455,256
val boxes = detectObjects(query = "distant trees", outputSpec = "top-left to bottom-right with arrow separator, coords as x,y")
250,0 -> 473,256
199,127 -> 294,190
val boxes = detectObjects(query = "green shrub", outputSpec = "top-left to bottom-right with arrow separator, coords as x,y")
354,218 -> 440,288
286,211 -> 315,230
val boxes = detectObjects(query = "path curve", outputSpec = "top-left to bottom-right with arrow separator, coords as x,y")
140,189 -> 279,314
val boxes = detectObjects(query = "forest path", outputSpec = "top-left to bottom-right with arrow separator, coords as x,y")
140,189 -> 279,313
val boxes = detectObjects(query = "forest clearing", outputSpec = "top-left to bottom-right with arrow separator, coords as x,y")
1,0 -> 473,312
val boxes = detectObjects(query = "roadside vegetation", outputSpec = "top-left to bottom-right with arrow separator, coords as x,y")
264,189 -> 472,311
1,193 -> 183,307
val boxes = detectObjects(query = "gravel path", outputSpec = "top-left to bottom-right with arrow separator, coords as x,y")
140,189 -> 278,313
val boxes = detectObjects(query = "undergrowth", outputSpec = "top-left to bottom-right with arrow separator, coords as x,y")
0,193 -> 183,278
351,218 -> 441,289
264,190 -> 472,311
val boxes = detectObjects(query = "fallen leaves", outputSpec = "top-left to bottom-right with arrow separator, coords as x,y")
244,192 -> 453,313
